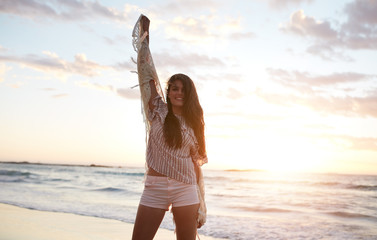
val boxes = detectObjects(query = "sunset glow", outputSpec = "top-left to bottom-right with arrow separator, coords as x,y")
1,0 -> 377,175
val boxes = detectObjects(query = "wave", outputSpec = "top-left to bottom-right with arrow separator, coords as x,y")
0,170 -> 37,182
94,171 -> 144,177
314,182 -> 377,191
346,184 -> 377,191
225,169 -> 264,172
204,176 -> 229,182
0,169 -> 35,177
47,178 -> 71,182
207,175 -> 377,194
212,193 -> 248,199
327,211 -> 375,220
92,187 -> 125,192
312,181 -> 377,190
313,181 -> 341,187
0,170 -> 76,184
229,205 -> 293,213
2,179 -> 25,183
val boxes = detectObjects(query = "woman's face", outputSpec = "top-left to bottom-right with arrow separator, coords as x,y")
168,80 -> 185,114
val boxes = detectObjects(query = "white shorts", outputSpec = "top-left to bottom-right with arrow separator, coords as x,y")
139,175 -> 199,211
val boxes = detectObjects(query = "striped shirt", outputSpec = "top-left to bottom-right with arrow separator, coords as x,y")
146,95 -> 208,184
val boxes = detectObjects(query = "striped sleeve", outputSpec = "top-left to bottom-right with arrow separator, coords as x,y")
147,95 -> 168,123
190,139 -> 208,167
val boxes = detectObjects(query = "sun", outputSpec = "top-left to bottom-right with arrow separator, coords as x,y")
206,132 -> 327,173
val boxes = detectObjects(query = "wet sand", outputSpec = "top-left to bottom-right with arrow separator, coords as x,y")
0,203 -> 219,240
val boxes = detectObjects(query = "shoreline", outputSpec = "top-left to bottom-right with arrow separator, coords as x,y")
0,203 -> 220,240
2,161 -> 376,176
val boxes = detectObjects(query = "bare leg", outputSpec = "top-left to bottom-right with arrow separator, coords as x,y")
172,204 -> 199,240
132,204 -> 166,240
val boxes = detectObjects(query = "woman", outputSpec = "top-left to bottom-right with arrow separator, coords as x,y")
132,73 -> 208,240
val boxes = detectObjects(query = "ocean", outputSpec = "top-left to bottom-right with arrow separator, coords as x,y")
0,162 -> 376,239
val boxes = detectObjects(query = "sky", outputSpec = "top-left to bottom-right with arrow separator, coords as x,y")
1,0 -> 377,174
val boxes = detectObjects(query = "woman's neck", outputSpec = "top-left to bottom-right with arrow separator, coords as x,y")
172,106 -> 182,116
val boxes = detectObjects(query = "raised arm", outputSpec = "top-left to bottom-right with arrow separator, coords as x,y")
148,79 -> 159,110
133,14 -> 164,131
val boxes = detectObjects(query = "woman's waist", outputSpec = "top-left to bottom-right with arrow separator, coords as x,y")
146,167 -> 196,184
146,160 -> 194,175
147,168 -> 167,176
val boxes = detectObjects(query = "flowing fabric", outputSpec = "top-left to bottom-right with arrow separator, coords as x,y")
132,14 -> 165,134
196,166 -> 207,228
132,14 -> 207,230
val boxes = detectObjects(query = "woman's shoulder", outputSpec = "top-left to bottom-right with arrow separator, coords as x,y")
148,95 -> 168,122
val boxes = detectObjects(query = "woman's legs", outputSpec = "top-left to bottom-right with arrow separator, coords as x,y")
132,204 -> 166,240
172,204 -> 199,240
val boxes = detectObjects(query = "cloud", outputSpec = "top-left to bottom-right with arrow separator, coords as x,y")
0,63 -> 11,82
267,68 -> 375,93
0,0 -> 56,19
261,68 -> 377,117
345,135 -> 377,151
268,0 -> 314,9
0,0 -> 254,44
7,82 -> 24,88
148,1 -> 255,44
281,10 -> 338,39
0,0 -> 138,23
255,88 -> 377,118
280,10 -> 342,60
164,14 -> 255,44
74,80 -> 140,100
52,93 -> 69,98
217,87 -> 243,100
41,87 -> 57,91
319,134 -> 377,152
281,3 -> 377,59
0,51 -> 111,77
306,44 -> 354,62
231,32 -> 256,40
113,60 -> 134,71
163,15 -> 216,44
102,34 -> 129,45
197,72 -> 243,83
153,52 -> 225,71
116,87 -> 140,100
40,87 -> 68,98
151,0 -> 220,15
343,0 -> 377,32
75,80 -> 115,93
341,0 -> 377,49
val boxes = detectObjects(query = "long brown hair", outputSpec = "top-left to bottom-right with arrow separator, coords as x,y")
163,74 -> 206,156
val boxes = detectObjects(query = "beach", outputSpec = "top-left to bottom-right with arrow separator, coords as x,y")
0,203 -> 220,240
1,162 -> 377,239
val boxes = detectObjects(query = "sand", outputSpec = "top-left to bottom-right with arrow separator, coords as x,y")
0,203 -> 220,240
